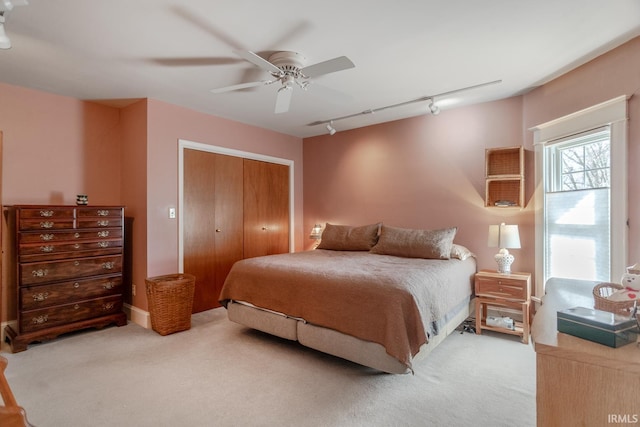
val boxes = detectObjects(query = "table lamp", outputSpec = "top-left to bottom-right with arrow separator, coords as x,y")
488,223 -> 521,274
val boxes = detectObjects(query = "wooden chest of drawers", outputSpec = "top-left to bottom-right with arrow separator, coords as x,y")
4,205 -> 127,352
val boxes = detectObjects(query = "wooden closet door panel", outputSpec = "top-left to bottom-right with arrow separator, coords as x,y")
243,159 -> 290,259
183,149 -> 218,313
184,150 -> 244,313
212,154 -> 243,299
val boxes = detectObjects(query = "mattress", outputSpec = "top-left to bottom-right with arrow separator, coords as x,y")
220,249 -> 476,371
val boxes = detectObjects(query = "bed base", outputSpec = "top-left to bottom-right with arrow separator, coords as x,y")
227,299 -> 472,374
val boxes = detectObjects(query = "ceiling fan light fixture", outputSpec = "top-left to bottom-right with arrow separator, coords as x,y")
326,121 -> 336,136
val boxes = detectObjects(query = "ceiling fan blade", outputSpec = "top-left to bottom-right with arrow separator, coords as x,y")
172,6 -> 244,51
274,87 -> 293,114
234,50 -> 282,74
211,80 -> 272,94
149,57 -> 242,67
301,56 -> 355,78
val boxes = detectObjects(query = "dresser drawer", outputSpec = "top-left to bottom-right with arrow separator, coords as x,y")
76,217 -> 123,229
20,255 -> 122,285
19,238 -> 123,262
20,295 -> 123,333
19,218 -> 75,231
19,228 -> 123,244
18,208 -> 75,219
20,275 -> 123,310
475,275 -> 528,300
76,207 -> 122,218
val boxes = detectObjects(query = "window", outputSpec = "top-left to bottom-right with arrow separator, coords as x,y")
544,127 -> 611,282
531,96 -> 628,295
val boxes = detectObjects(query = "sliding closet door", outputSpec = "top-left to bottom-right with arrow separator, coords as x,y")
183,149 -> 243,312
243,159 -> 290,258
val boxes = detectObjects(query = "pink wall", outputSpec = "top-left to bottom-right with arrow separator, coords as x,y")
119,100 -> 148,309
0,85 -> 303,318
303,36 -> 640,292
0,83 -> 122,205
304,96 -> 533,275
523,36 -> 640,265
143,99 -> 304,310
0,83 -> 123,322
0,35 -> 637,321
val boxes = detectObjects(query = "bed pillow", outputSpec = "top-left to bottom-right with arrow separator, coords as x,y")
317,223 -> 381,251
450,244 -> 476,260
370,225 -> 457,259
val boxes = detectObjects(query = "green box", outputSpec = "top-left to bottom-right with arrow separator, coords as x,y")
557,307 -> 639,348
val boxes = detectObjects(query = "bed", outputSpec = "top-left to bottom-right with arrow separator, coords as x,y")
219,223 -> 476,374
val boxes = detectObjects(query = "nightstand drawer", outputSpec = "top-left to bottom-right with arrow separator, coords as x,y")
475,275 -> 528,300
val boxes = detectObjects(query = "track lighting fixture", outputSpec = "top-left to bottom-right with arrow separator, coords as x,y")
0,14 -> 10,50
326,121 -> 336,136
308,79 -> 501,130
428,98 -> 440,115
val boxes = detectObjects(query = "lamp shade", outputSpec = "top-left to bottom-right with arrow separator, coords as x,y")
488,223 -> 521,249
309,224 -> 323,240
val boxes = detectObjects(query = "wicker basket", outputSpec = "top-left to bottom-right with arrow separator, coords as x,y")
145,273 -> 196,336
593,282 -> 639,315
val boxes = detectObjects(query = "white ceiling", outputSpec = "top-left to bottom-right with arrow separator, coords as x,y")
1,1 -> 639,138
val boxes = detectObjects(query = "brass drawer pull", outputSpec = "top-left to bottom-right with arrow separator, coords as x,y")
103,282 -> 114,290
74,282 -> 80,288
74,261 -> 80,266
32,292 -> 49,302
98,241 -> 109,248
32,269 -> 48,277
40,233 -> 54,241
97,220 -> 110,227
40,245 -> 54,253
40,221 -> 54,229
97,210 -> 110,216
74,233 -> 81,238
98,231 -> 109,238
102,302 -> 115,311
74,304 -> 80,310
74,243 -> 81,249
32,315 -> 48,325
102,262 -> 115,270
39,210 -> 54,217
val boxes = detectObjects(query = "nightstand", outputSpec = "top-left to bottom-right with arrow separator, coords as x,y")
475,269 -> 532,344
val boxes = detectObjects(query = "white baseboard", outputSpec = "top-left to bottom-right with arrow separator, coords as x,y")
124,303 -> 150,329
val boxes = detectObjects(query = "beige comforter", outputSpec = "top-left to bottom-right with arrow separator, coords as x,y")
219,250 -> 475,367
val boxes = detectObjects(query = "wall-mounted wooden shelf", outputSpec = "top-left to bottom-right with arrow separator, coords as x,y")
485,146 -> 524,208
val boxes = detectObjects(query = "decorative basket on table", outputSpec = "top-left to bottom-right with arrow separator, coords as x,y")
592,282 -> 639,315
145,273 -> 196,336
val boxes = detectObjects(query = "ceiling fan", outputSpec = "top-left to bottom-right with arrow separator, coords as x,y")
211,50 -> 355,114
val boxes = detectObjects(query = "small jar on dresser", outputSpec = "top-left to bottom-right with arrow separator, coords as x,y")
4,205 -> 128,352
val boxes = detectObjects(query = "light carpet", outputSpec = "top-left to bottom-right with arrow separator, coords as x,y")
2,309 -> 536,427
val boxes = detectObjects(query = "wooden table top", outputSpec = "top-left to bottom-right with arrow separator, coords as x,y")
531,277 -> 640,375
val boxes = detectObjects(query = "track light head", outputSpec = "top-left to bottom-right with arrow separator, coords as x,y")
326,121 -> 336,136
428,98 -> 440,115
0,14 -> 10,50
